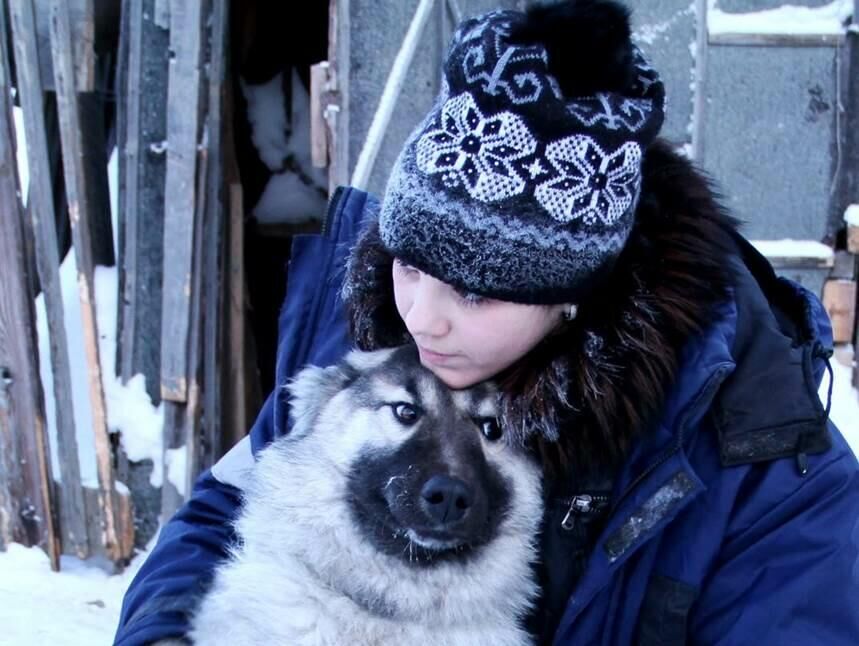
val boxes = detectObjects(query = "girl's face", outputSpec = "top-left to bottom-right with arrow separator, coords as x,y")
392,259 -> 566,389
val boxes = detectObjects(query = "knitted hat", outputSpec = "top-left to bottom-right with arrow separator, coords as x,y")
378,0 -> 665,304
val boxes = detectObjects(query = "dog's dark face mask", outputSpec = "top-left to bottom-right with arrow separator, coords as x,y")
344,346 -> 520,567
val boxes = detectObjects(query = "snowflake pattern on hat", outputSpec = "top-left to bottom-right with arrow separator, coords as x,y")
416,92 -> 537,202
535,135 -> 641,225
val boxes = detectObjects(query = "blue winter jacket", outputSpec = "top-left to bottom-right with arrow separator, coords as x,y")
115,187 -> 859,645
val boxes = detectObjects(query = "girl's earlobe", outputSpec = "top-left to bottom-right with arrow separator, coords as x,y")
562,304 -> 578,322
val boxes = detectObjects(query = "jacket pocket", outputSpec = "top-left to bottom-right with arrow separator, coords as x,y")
636,574 -> 698,646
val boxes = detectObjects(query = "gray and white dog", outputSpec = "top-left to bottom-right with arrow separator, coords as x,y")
181,346 -> 543,646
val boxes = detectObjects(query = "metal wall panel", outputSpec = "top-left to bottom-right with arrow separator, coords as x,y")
702,45 -> 838,241
632,0 -> 698,146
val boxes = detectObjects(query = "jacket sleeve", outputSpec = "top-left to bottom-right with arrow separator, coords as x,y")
690,423 -> 859,644
113,187 -> 376,645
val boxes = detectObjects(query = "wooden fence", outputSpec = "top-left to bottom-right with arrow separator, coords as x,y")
0,0 -> 247,570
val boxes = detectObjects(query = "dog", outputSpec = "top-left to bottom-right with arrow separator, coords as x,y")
185,346 -> 543,645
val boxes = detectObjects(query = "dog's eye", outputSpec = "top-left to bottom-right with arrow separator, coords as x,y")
391,403 -> 420,426
478,418 -> 502,442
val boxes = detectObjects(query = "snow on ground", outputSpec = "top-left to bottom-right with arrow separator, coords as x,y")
0,352 -> 856,646
0,537 -> 153,645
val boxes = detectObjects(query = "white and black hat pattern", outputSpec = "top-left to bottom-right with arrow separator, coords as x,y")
379,6 -> 665,304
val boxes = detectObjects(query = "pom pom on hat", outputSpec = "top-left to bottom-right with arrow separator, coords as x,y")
509,0 -> 636,97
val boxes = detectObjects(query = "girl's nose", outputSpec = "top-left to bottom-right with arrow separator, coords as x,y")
405,276 -> 451,339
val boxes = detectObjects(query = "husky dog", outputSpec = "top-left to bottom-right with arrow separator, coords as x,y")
187,346 -> 543,646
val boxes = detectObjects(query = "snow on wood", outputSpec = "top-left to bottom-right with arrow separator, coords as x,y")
845,204 -> 859,226
750,239 -> 836,270
708,0 -> 853,36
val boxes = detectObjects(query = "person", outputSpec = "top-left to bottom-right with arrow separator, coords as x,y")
115,1 -> 859,644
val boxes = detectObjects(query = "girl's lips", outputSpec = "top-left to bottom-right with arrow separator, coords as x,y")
417,345 -> 458,365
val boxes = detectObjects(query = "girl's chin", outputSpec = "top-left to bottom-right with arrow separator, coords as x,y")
421,362 -> 485,390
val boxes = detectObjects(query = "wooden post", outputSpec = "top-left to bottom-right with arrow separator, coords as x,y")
9,0 -> 90,558
823,279 -> 857,344
848,225 -> 859,254
201,0 -> 229,469
225,182 -> 248,452
116,0 -> 169,402
327,0 -> 350,193
48,0 -> 124,561
160,0 -> 205,403
310,62 -> 330,169
0,3 -> 61,569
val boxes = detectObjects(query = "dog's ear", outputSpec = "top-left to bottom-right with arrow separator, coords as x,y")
285,362 -> 357,438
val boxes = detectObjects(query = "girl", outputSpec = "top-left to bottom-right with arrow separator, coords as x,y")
116,2 -> 859,644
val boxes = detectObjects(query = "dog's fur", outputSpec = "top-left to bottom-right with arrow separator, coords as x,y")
187,346 -> 543,645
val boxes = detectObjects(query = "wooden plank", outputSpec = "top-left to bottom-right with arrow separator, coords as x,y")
849,226 -> 859,254
832,251 -> 856,280
165,7 -> 211,508
310,62 -> 329,169
48,0 -> 122,561
0,3 -> 60,568
116,0 -> 168,401
201,0 -> 228,469
159,403 -> 184,522
30,0 -> 98,92
160,0 -> 204,403
765,256 -> 835,270
709,33 -> 845,47
823,279 -> 857,344
181,119 -> 208,484
225,182 -> 248,451
327,0 -> 350,193
9,0 -> 89,559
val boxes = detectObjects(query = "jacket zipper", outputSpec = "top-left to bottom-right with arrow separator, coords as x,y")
561,494 -> 611,530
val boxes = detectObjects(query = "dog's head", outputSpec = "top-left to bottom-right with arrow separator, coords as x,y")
243,345 -> 542,625
277,345 -> 542,567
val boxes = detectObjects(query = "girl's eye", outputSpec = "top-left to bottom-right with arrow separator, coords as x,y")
391,403 -> 420,426
394,259 -> 418,275
455,288 -> 486,307
477,418 -> 502,442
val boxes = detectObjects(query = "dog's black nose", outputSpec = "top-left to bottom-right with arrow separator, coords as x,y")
420,475 -> 473,525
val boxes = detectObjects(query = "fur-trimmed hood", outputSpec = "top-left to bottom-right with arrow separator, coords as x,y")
344,139 -> 744,477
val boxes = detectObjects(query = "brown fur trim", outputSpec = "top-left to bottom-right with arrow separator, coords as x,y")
343,140 -> 740,479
